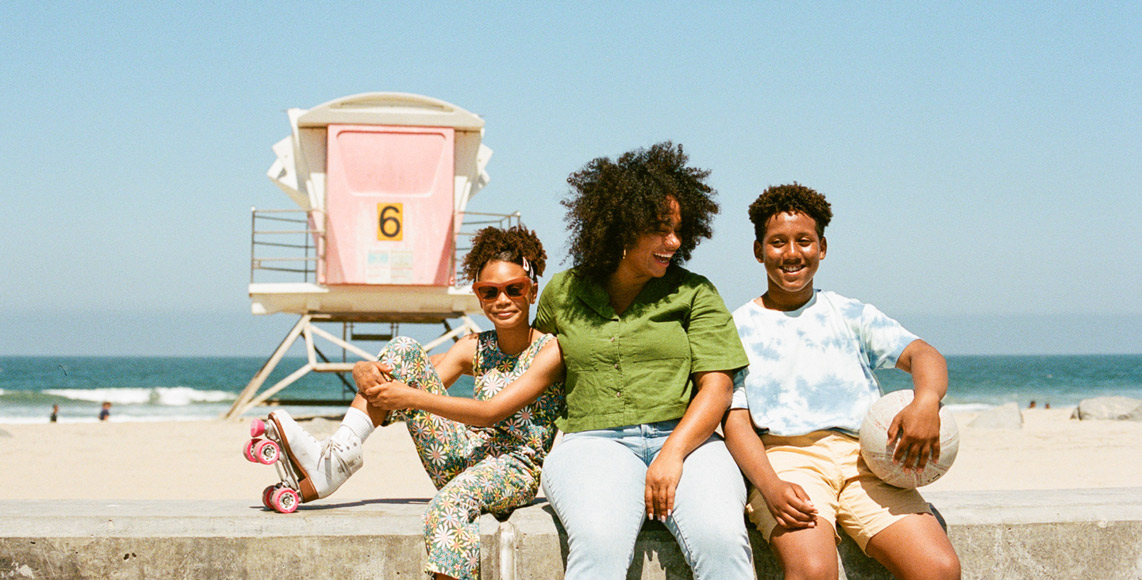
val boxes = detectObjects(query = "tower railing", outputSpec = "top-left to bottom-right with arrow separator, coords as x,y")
249,208 -> 320,284
249,207 -> 522,286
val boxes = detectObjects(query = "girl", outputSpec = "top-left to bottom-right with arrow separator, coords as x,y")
263,225 -> 564,580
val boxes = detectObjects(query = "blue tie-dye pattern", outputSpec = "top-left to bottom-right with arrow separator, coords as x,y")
730,290 -> 918,436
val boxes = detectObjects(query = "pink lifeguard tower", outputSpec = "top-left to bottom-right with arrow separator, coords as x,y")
225,93 -> 517,419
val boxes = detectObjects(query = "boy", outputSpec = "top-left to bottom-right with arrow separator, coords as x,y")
723,183 -> 960,580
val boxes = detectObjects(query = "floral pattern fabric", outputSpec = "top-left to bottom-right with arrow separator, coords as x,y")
380,333 -> 564,580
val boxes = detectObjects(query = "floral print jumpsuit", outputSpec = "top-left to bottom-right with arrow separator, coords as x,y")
380,333 -> 564,580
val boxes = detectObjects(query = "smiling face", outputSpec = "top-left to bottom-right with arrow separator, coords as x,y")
620,196 -> 683,282
756,211 -> 827,310
476,260 -> 536,331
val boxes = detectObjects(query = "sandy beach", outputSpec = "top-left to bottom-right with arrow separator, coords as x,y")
3,408 -> 1139,501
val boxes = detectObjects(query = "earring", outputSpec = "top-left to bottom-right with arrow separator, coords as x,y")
622,248 -> 627,259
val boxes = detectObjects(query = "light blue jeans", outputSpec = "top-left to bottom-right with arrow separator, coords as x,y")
541,420 -> 753,580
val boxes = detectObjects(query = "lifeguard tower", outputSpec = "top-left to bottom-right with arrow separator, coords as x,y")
224,93 -> 517,420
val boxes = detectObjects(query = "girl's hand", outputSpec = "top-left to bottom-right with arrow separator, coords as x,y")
645,451 -> 683,522
354,362 -> 414,410
887,395 -> 942,471
362,377 -> 417,411
352,361 -> 391,394
760,479 -> 817,529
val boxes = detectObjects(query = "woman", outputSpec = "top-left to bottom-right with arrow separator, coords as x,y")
534,142 -> 753,579
260,225 -> 564,580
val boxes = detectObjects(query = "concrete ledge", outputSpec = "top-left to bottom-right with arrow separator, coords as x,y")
3,489 -> 1141,579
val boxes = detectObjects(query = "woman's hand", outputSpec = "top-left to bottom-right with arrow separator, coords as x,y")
645,451 -> 683,522
760,479 -> 818,529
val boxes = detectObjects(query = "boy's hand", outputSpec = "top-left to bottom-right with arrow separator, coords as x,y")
887,394 -> 942,471
761,479 -> 818,529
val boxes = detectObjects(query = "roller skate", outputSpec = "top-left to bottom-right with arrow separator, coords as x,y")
243,410 -> 363,513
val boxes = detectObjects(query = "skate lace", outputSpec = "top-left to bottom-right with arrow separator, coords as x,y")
319,436 -> 359,475
320,438 -> 347,466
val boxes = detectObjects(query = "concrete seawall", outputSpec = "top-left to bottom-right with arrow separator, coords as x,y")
3,489 -> 1141,579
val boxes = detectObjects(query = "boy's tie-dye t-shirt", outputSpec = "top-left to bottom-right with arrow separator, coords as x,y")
731,290 -> 918,436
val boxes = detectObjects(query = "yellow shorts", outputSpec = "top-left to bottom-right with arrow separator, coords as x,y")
745,430 -> 931,552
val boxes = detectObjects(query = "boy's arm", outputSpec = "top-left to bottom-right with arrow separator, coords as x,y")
887,339 -> 948,470
723,409 -> 817,529
361,339 -> 564,427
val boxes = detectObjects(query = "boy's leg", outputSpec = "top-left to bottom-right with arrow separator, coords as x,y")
752,433 -> 847,580
864,514 -> 960,580
422,455 -> 539,580
662,436 -> 754,580
768,524 -> 840,580
540,430 -> 649,580
833,433 -> 960,580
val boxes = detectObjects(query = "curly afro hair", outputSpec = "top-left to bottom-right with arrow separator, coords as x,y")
459,225 -> 547,284
748,183 -> 832,242
562,141 -> 719,283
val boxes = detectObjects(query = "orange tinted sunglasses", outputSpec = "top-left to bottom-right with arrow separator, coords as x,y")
472,277 -> 533,302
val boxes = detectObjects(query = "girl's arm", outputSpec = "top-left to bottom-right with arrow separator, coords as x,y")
352,335 -> 476,399
723,409 -> 817,529
644,370 -> 732,522
887,339 -> 948,470
362,339 -> 564,427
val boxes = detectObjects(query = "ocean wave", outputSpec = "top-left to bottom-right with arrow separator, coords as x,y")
944,403 -> 1000,414
40,387 -> 237,406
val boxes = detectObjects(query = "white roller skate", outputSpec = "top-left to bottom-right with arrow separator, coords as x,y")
243,409 -> 363,513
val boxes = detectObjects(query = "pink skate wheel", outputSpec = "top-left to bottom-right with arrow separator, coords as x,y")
261,485 -> 277,510
250,419 -> 266,438
243,439 -> 260,463
255,439 -> 280,465
271,487 -> 299,514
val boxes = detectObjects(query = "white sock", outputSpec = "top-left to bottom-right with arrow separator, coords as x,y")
335,407 -> 375,444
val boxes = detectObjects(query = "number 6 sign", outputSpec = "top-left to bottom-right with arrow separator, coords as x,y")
377,203 -> 403,241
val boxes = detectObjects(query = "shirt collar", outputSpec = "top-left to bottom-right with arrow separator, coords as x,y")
572,266 -> 685,319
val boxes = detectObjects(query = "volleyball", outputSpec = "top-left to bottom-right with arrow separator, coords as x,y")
859,390 -> 959,488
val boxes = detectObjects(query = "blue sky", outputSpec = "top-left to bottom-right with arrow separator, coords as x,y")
2,2 -> 1139,356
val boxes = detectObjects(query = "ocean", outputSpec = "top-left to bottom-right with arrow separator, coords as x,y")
1,355 -> 1139,424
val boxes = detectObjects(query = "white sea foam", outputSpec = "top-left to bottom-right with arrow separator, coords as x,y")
41,387 -> 237,406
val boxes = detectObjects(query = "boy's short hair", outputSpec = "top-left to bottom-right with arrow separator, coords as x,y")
748,183 -> 833,241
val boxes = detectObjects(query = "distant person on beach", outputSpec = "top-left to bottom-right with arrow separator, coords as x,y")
266,226 -> 565,580
50,405 -> 59,423
99,402 -> 111,421
529,143 -> 753,579
1029,400 -> 1037,409
723,183 -> 961,580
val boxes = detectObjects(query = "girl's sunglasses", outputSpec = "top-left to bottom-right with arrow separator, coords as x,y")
472,277 -> 533,302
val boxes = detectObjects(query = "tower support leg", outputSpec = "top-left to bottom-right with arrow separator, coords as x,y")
223,315 -> 310,420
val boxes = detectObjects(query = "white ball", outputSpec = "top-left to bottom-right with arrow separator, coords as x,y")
859,390 -> 959,488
